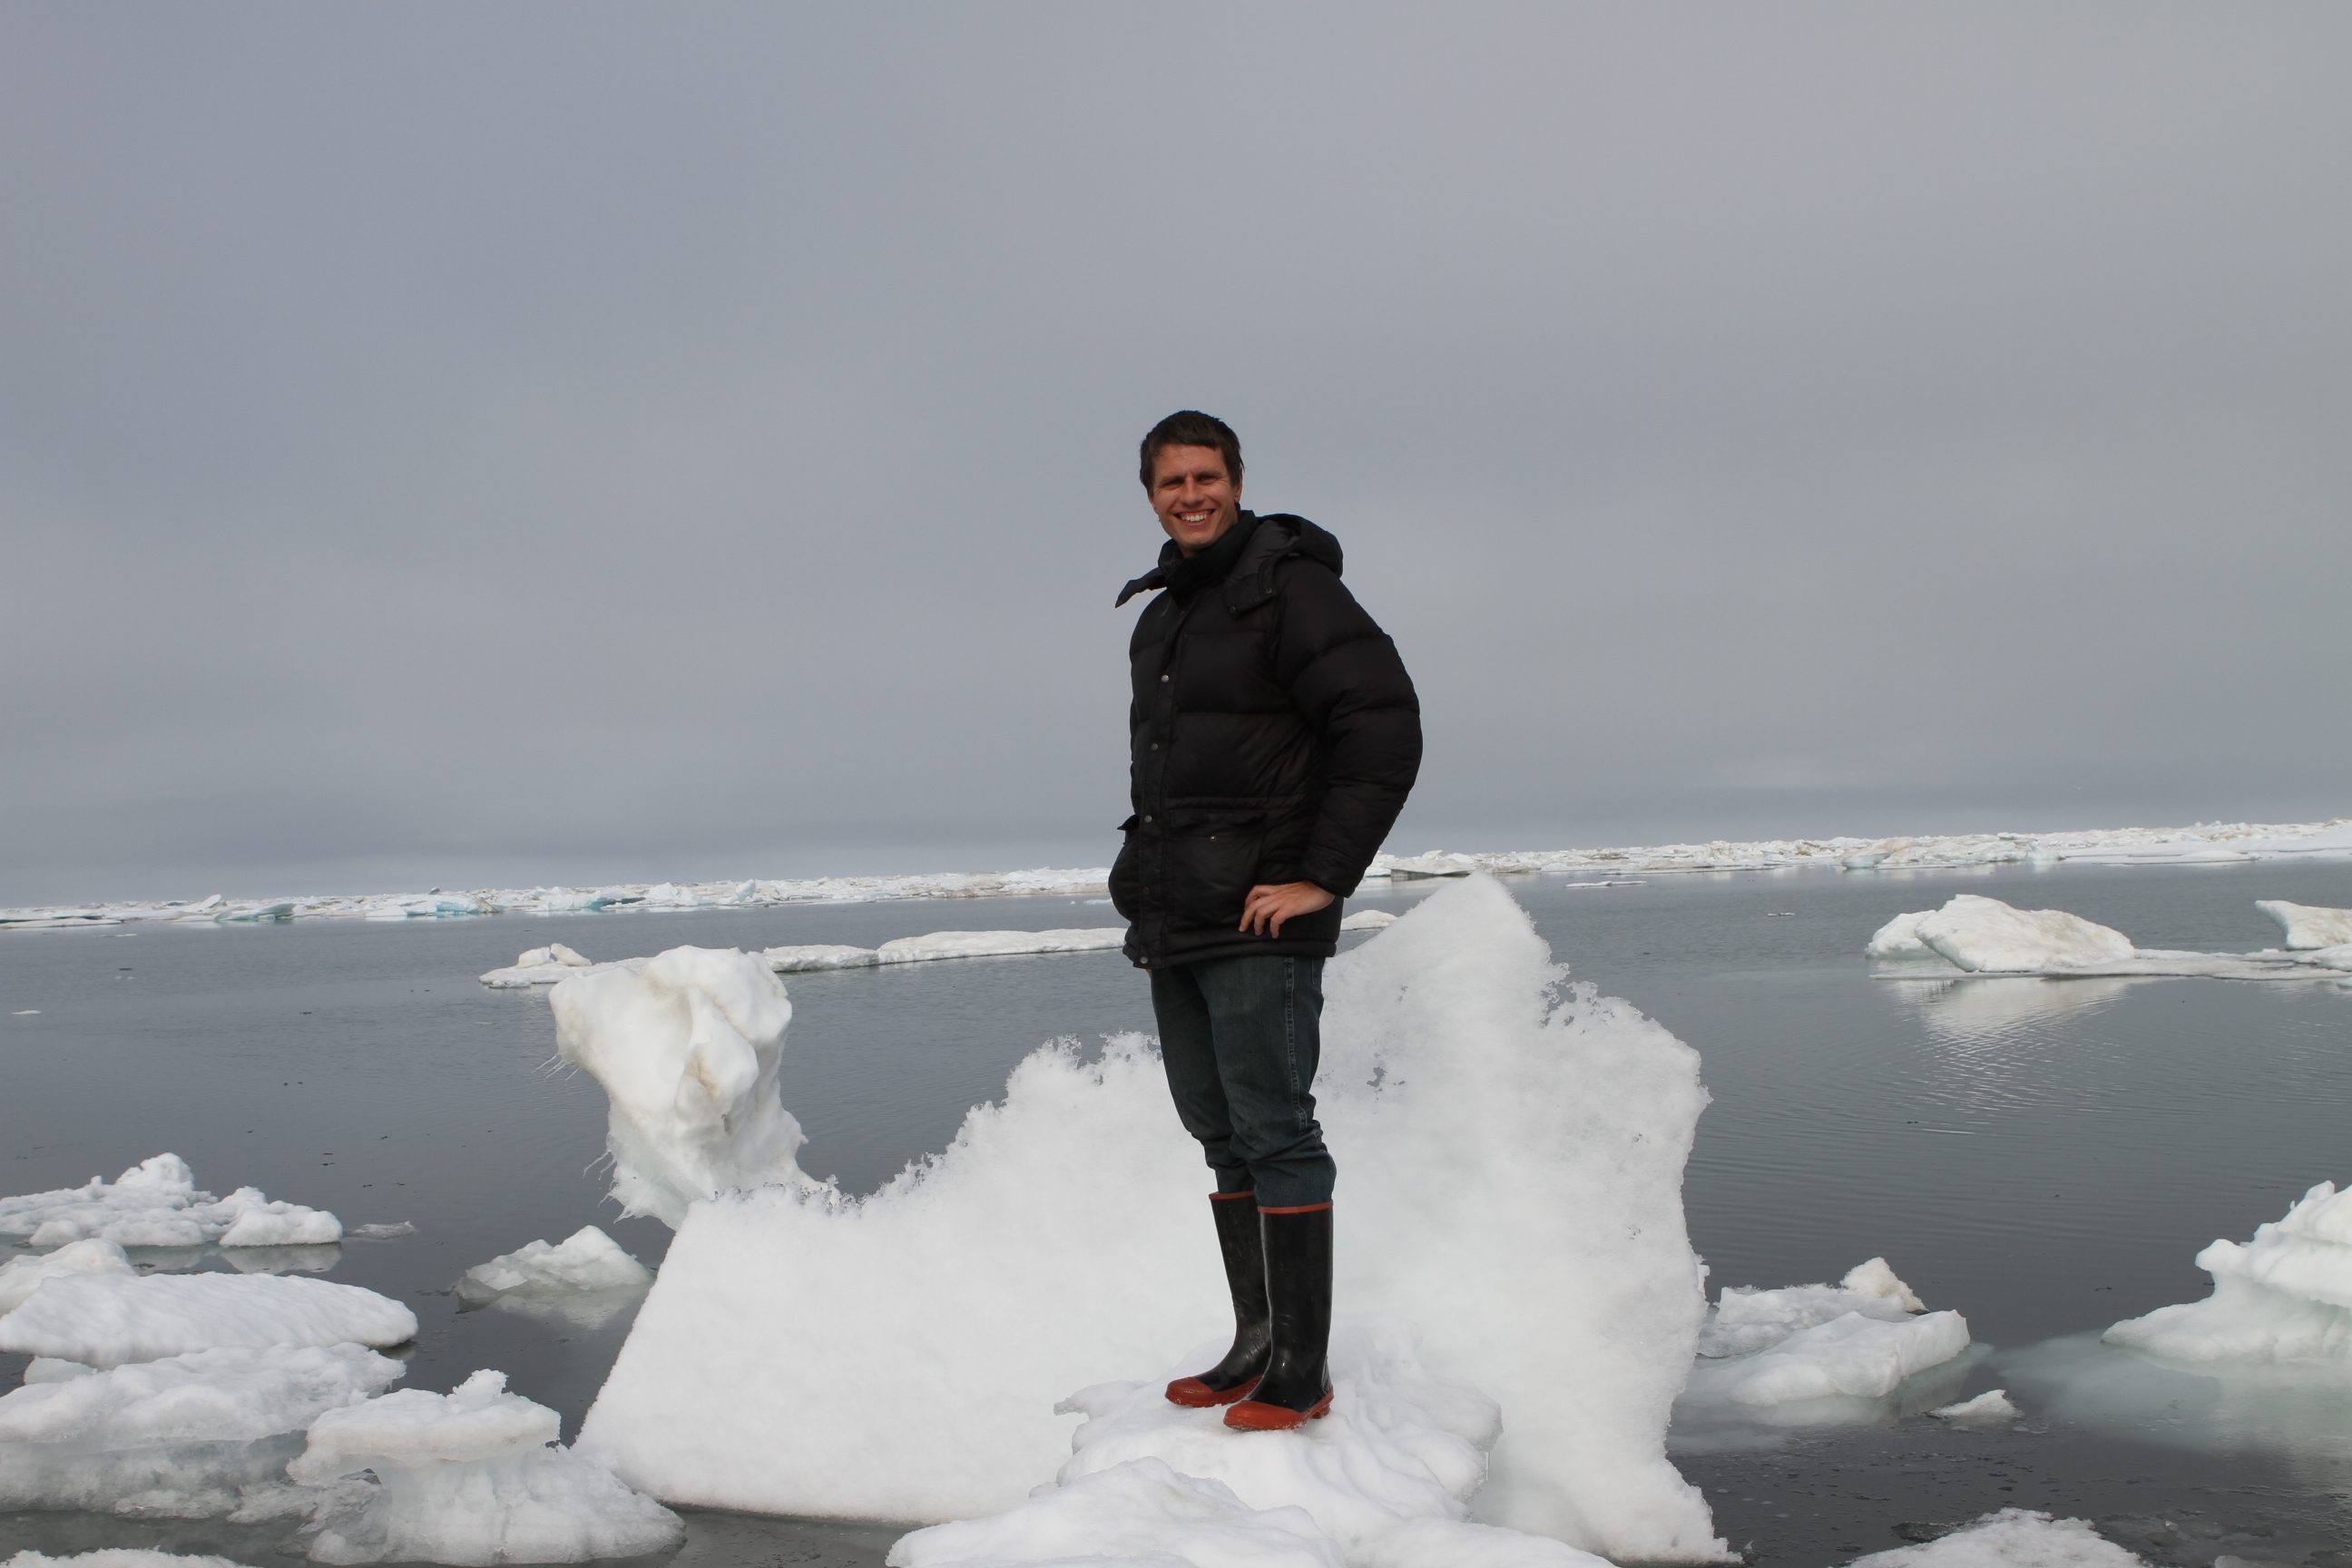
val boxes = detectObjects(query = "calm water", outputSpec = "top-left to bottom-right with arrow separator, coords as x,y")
3,861 -> 2348,1566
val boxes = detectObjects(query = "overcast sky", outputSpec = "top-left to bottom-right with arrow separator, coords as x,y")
4,4 -> 2346,904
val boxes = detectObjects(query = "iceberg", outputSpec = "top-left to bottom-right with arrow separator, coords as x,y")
573,877 -> 1725,1563
289,1369 -> 682,1566
0,1275 -> 416,1368
0,1239 -> 135,1314
2256,899 -> 2352,950
550,947 -> 820,1227
2103,1180 -> 2352,1362
456,1227 -> 652,1307
0,1343 -> 403,1516
1843,1509 -> 2149,1568
0,1155 -> 341,1250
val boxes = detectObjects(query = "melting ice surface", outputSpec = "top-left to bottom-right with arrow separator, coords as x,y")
564,877 -> 1727,1563
0,1158 -> 340,1251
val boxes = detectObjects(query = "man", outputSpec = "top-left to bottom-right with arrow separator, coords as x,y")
1111,410 -> 1422,1432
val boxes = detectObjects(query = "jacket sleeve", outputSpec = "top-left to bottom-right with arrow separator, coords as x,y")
1270,564 -> 1423,897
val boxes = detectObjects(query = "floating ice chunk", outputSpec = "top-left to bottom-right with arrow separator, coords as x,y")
1697,1259 -> 1927,1358
2257,899 -> 2352,950
1695,1310 -> 1972,1406
0,1155 -> 340,1250
1930,1388 -> 2020,1424
550,946 -> 818,1227
1386,854 -> 1476,879
2104,1180 -> 2352,1362
516,944 -> 593,969
1340,909 -> 1398,931
2296,943 -> 2352,973
1843,1509 -> 2148,1568
1051,1318 -> 1498,1546
1864,912 -> 1935,959
348,1222 -> 416,1240
220,1244 -> 345,1276
289,1370 -> 682,1565
0,1344 -> 403,1515
534,890 -> 625,914
1909,896 -> 2134,972
456,1228 -> 652,1307
0,1275 -> 416,1367
0,1239 -> 134,1313
875,928 -> 1126,963
887,1455 -> 1341,1568
578,878 -> 1724,1562
760,944 -> 880,973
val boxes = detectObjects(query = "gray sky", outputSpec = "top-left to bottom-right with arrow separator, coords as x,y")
5,4 -> 2347,905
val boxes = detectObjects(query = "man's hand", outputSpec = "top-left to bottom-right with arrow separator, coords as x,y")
1240,881 -> 1335,939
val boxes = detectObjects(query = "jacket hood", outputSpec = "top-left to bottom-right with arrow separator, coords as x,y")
1115,512 -> 1341,609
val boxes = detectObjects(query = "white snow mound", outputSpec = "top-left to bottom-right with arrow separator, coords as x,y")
0,1344 -> 403,1515
0,1274 -> 416,1368
290,1369 -> 682,1565
456,1228 -> 652,1306
0,1155 -> 341,1250
2256,899 -> 2352,950
887,1456 -> 1342,1568
1697,1259 -> 1926,1358
0,1239 -> 135,1314
1880,897 -> 2135,972
2104,1180 -> 2352,1362
1843,1509 -> 2148,1568
550,946 -> 819,1227
575,877 -> 1724,1562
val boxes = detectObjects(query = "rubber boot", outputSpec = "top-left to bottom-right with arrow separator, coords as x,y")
1224,1202 -> 1333,1430
1164,1191 -> 1271,1406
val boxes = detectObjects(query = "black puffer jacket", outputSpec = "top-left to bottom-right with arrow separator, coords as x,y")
1110,511 -> 1422,968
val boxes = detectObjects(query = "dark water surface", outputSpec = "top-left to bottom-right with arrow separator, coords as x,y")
2,861 -> 2347,1566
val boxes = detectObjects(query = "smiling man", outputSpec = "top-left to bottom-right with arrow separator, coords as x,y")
1111,409 -> 1422,1432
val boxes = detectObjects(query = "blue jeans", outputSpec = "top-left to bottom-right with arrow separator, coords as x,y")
1150,956 -> 1335,1210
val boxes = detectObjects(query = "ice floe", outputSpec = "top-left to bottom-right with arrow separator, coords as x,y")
550,947 -> 819,1227
1694,1259 -> 1927,1358
456,1228 -> 652,1308
575,877 -> 1724,1562
480,928 -> 1132,987
0,1155 -> 341,1250
1929,1388 -> 2020,1425
3,1552 -> 248,1568
15,818 -> 2347,933
0,1239 -> 135,1314
873,927 -> 1124,962
1844,1509 -> 2148,1568
0,1344 -> 403,1516
2103,1180 -> 2352,1362
289,1369 -> 682,1566
1866,897 -> 2352,986
0,1275 -> 417,1368
1691,1307 -> 1969,1406
2256,898 -> 2352,949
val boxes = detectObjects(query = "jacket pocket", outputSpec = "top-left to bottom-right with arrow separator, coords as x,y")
1108,816 -> 1142,922
1170,810 -> 1266,926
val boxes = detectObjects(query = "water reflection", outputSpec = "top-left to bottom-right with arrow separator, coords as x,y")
1883,975 -> 2137,1044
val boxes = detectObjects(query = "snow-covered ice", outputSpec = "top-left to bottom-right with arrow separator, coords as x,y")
760,943 -> 881,973
0,1155 -> 341,1250
1884,897 -> 2135,973
2103,1180 -> 2352,1362
874,927 -> 1125,962
1690,1309 -> 1971,1407
0,1344 -> 403,1515
289,1369 -> 682,1565
1339,909 -> 1398,930
1694,1259 -> 1927,1358
456,1228 -> 652,1307
3,1553 -> 248,1568
887,1457 -> 1342,1568
1843,1510 -> 2147,1568
515,944 -> 593,969
549,947 -> 819,1227
2256,899 -> 2352,950
575,877 -> 1725,1562
0,1275 -> 416,1367
1929,1388 -> 2020,1425
0,1239 -> 134,1314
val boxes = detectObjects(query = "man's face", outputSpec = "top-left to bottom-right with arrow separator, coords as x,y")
1148,444 -> 1243,555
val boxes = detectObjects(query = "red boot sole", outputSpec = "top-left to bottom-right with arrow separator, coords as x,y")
1222,1390 -> 1334,1430
1165,1375 -> 1262,1408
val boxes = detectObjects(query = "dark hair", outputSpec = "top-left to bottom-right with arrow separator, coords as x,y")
1139,410 -> 1243,490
